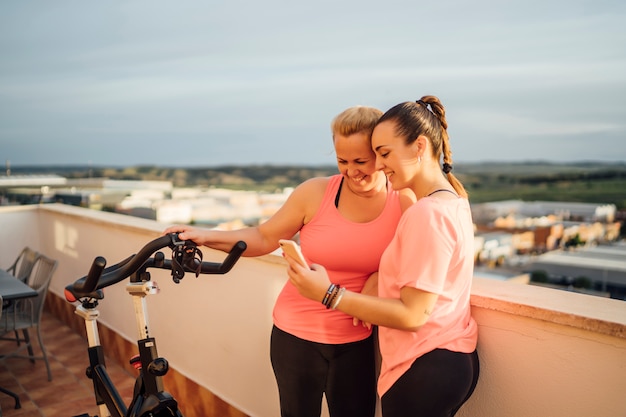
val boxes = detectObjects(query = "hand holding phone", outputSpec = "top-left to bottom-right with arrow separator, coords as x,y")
279,239 -> 308,268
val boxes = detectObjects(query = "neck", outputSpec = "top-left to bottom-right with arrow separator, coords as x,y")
345,173 -> 388,198
411,171 -> 450,199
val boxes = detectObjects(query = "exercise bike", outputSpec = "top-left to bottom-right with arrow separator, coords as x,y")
64,233 -> 247,417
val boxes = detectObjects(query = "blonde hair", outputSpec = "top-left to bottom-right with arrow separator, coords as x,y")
331,106 -> 383,140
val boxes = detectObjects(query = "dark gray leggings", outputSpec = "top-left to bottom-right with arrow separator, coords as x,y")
381,348 -> 480,417
270,325 -> 377,417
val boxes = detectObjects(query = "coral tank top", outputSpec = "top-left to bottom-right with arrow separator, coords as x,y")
272,174 -> 403,344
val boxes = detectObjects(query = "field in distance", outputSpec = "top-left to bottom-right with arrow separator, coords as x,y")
9,161 -> 626,210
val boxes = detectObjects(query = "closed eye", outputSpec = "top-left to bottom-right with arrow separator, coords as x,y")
337,159 -> 369,165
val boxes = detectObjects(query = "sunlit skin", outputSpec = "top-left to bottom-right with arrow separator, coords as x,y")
371,121 -> 420,191
286,120 -> 463,332
164,126 -> 420,329
372,121 -> 456,200
333,131 -> 415,316
164,129 -> 417,329
163,131 -> 412,260
334,132 -> 387,197
161,114 -> 422,416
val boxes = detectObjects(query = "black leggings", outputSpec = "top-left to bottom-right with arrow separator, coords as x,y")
381,348 -> 480,417
270,325 -> 377,417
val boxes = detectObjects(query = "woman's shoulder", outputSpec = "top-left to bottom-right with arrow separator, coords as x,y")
396,188 -> 417,212
291,176 -> 336,223
294,175 -> 335,194
287,176 -> 335,206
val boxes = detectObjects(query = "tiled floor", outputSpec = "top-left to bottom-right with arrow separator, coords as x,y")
0,311 -> 136,417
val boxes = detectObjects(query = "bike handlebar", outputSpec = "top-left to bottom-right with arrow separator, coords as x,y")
65,233 -> 247,302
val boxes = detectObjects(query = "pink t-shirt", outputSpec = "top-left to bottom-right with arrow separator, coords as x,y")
273,175 -> 403,344
377,196 -> 478,396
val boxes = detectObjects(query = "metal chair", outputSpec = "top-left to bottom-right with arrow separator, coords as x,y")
4,248 -> 40,347
0,254 -> 58,381
5,247 -> 39,283
0,294 -> 22,410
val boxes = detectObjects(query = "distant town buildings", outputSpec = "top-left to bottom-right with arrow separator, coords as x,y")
471,199 -> 623,299
2,175 -> 624,300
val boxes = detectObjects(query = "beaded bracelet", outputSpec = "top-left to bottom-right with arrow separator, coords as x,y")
321,283 -> 337,307
326,285 -> 341,309
331,287 -> 346,310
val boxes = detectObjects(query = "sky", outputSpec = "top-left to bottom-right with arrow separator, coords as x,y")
1,0 -> 625,168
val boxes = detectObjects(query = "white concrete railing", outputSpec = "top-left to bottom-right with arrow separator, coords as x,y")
1,204 -> 625,417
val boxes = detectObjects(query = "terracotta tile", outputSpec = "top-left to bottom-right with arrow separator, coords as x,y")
0,312 -> 129,417
1,302 -> 250,417
0,393 -> 40,417
39,395 -> 100,417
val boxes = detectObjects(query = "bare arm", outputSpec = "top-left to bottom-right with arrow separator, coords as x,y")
360,272 -> 378,296
286,256 -> 438,331
163,178 -> 328,256
337,284 -> 438,331
162,225 -> 274,256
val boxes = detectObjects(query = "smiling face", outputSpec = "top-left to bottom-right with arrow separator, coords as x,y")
334,131 -> 383,192
372,120 -> 420,190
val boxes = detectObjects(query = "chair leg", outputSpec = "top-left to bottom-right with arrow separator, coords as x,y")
21,329 -> 35,363
0,386 -> 22,409
35,326 -> 52,382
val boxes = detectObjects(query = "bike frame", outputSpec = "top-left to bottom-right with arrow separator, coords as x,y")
66,233 -> 246,417
75,281 -> 178,417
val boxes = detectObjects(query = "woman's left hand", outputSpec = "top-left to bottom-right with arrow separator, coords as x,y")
285,255 -> 331,303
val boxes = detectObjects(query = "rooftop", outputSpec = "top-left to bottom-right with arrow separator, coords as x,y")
1,203 -> 625,417
0,311 -> 136,416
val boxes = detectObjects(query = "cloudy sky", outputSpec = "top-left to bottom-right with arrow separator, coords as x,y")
1,0 -> 625,167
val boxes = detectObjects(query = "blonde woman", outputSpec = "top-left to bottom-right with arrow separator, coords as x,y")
287,96 -> 479,417
165,105 -> 415,417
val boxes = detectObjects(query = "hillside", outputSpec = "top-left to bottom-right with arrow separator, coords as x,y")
8,161 -> 626,209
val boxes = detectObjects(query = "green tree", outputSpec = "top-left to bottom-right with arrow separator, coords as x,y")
572,276 -> 592,289
530,270 -> 549,283
565,234 -> 584,248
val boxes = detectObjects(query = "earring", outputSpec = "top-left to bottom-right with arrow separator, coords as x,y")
417,156 -> 421,163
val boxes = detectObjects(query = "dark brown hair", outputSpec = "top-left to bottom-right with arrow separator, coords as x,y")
377,95 -> 468,198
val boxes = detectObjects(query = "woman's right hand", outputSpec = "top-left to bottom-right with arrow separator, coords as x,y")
285,256 -> 331,303
163,225 -> 208,246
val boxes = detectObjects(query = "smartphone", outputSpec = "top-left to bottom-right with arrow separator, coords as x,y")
278,239 -> 308,268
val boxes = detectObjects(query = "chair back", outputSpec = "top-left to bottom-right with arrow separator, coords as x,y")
1,256 -> 57,382
7,247 -> 40,283
25,255 -> 58,323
